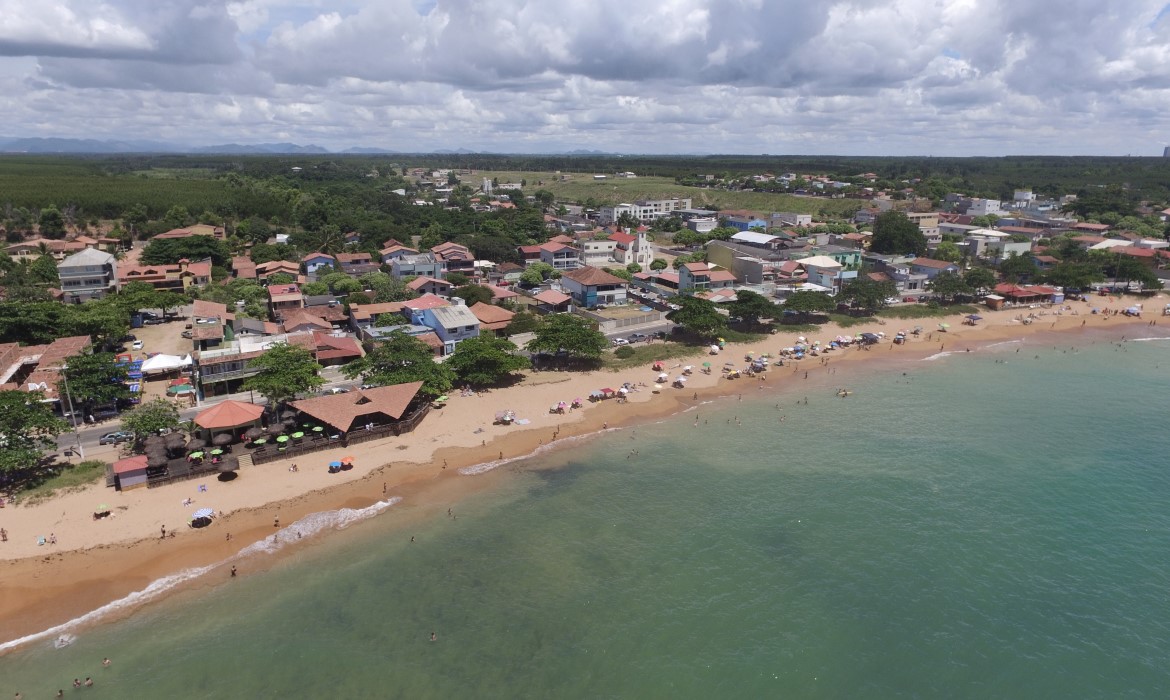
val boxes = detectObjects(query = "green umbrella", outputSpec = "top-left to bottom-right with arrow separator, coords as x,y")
312,426 -> 324,432
276,435 -> 290,443
210,448 -> 223,455
253,437 -> 267,445
702,362 -> 712,367
437,395 -> 449,401
291,431 -> 304,439
189,451 -> 204,459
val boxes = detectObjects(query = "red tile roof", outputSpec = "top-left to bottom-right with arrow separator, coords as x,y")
402,293 -> 451,310
468,302 -> 515,330
562,266 -> 626,286
290,382 -> 424,432
533,290 -> 571,305
910,257 -> 957,269
195,400 -> 265,430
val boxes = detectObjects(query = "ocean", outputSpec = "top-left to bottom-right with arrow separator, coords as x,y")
3,331 -> 1170,699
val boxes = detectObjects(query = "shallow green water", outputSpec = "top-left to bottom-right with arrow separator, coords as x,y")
4,333 -> 1170,699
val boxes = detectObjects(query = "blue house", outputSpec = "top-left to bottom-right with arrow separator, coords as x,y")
418,304 -> 480,355
302,253 -> 336,276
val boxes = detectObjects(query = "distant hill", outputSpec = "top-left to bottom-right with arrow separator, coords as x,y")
195,142 -> 331,154
341,146 -> 399,154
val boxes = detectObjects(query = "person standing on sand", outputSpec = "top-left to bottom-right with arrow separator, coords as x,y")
2,527 -> 8,542
230,566 -> 237,577
274,517 -> 279,528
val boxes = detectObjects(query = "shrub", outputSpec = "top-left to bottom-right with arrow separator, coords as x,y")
614,346 -> 636,359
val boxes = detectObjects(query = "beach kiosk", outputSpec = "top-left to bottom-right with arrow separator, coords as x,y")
113,454 -> 149,491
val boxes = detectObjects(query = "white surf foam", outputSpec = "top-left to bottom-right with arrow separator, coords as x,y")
1127,336 -> 1170,342
921,351 -> 958,361
0,497 -> 403,653
985,340 -> 1023,349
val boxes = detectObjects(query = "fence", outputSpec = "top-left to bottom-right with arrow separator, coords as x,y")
574,309 -> 664,332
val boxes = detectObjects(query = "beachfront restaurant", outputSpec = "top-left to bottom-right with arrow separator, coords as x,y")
194,400 -> 266,443
288,382 -> 429,439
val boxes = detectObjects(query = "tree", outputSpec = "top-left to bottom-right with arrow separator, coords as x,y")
870,211 -> 927,255
119,398 -> 181,451
783,290 -> 836,316
153,291 -> 187,318
665,296 -> 727,339
140,235 -> 231,267
839,278 -> 897,314
446,336 -> 530,386
62,352 -> 130,413
970,214 -> 1001,228
301,281 -> 329,296
452,284 -> 493,306
650,258 -> 669,272
934,241 -> 963,263
28,254 -> 59,285
446,272 -> 471,286
163,205 -> 192,229
608,268 -> 633,282
122,204 -> 149,235
38,206 -> 67,239
342,330 -> 456,398
242,342 -> 324,407
525,313 -> 608,360
927,270 -> 972,302
65,301 -> 130,344
1043,261 -> 1104,291
998,252 -> 1037,283
504,310 -> 543,335
0,390 -> 66,473
325,275 -> 363,296
267,272 -> 295,285
728,289 -> 779,326
964,267 -> 997,293
360,272 -> 415,302
626,263 -> 642,274
616,212 -> 640,230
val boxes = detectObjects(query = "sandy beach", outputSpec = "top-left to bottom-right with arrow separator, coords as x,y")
1,296 -> 1165,647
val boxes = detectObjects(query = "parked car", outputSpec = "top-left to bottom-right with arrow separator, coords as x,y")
131,340 -> 144,350
627,332 -> 649,342
143,318 -> 165,325
181,330 -> 193,339
611,338 -> 629,346
118,334 -> 137,343
99,431 -> 133,445
323,387 -> 349,395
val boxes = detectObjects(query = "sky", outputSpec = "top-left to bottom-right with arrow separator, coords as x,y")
2,0 -> 1170,155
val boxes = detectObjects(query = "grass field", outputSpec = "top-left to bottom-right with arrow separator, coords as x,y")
13,459 -> 107,505
476,170 -> 860,218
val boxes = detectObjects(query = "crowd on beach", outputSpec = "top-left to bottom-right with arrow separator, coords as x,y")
0,295 -> 1167,655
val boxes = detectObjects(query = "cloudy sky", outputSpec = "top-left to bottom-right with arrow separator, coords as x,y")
2,0 -> 1170,155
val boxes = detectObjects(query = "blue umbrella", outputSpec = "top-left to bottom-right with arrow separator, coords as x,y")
192,508 -> 214,519
329,461 -> 342,467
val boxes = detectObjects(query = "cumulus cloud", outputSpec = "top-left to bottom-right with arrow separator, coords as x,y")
1,0 -> 1170,154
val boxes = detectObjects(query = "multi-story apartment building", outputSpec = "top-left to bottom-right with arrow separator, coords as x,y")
598,198 -> 693,224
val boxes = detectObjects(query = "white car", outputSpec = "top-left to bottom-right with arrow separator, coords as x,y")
131,340 -> 144,350
611,338 -> 629,346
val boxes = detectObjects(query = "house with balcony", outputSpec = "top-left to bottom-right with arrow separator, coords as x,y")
349,301 -> 408,331
431,242 -> 475,276
609,230 -> 654,268
575,233 -> 617,267
255,260 -> 302,283
231,256 -> 257,279
798,256 -> 857,294
335,252 -> 379,276
416,304 -> 480,354
678,262 -> 737,294
57,248 -> 117,301
391,253 -> 445,280
908,257 -> 961,280
302,252 -> 336,276
117,259 -> 211,292
6,238 -> 86,261
560,266 -> 628,308
379,243 -> 418,263
407,276 -> 454,296
468,302 -> 515,336
538,242 -> 580,271
267,284 -> 304,320
154,224 -> 225,240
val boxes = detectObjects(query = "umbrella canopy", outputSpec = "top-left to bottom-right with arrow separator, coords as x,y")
210,448 -> 223,455
212,433 -> 235,446
266,424 -> 285,435
186,438 -> 207,451
189,451 -> 205,459
190,516 -> 212,529
966,314 -> 982,321
342,456 -> 355,464
147,453 -> 169,468
312,426 -> 324,432
164,432 -> 186,447
702,362 -> 712,367
244,427 -> 264,440
195,400 -> 265,430
282,417 -> 298,427
291,431 -> 305,439
938,322 -> 951,329
275,435 -> 290,443
192,508 -> 214,519
329,461 -> 342,467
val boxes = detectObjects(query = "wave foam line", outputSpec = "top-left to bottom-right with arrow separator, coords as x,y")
921,351 -> 958,361
0,497 -> 402,653
1127,336 -> 1170,342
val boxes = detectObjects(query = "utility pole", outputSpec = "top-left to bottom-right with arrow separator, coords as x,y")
58,365 -> 85,460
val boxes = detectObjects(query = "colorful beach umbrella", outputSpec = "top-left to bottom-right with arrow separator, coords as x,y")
189,451 -> 204,459
276,435 -> 290,443
210,448 -> 223,455
291,431 -> 304,439
192,508 -> 214,519
342,456 -> 355,464
312,426 -> 324,432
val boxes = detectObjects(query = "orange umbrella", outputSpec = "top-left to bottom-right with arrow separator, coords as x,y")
341,456 -> 355,464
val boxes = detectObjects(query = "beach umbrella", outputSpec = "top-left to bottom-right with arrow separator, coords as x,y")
266,424 -> 285,435
192,508 -> 214,519
342,456 -> 355,464
244,427 -> 264,440
189,451 -> 205,459
252,437 -> 267,445
291,431 -> 304,439
282,418 -> 298,428
210,448 -> 223,456
312,426 -> 324,433
966,314 -> 982,321
329,461 -> 342,467
147,453 -> 169,468
190,516 -> 212,529
938,322 -> 950,330
212,433 -> 234,446
702,362 -> 711,367
186,438 -> 207,451
653,383 -> 663,391
275,435 -> 290,443
164,433 -> 185,448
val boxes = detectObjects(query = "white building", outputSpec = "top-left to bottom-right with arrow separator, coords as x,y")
966,198 -> 1004,217
57,248 -> 117,301
599,198 -> 693,224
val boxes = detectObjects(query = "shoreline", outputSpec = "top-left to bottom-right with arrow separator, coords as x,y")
1,300 -> 1165,649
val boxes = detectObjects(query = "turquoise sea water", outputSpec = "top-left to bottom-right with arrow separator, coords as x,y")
3,332 -> 1170,698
